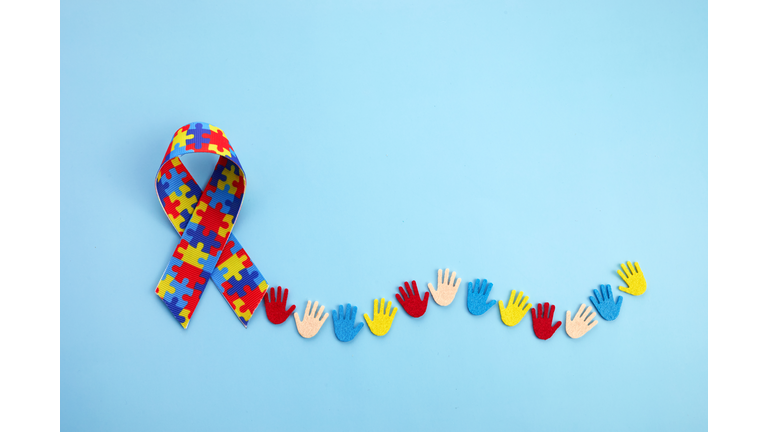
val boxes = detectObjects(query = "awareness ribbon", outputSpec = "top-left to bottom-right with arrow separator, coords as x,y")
154,122 -> 268,328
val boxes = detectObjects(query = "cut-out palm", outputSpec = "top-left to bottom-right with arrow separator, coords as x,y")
427,268 -> 461,306
498,290 -> 532,327
617,261 -> 646,296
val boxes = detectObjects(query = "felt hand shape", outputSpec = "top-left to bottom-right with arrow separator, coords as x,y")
467,279 -> 497,315
263,286 -> 296,325
332,304 -> 364,342
590,284 -> 623,321
395,281 -> 429,318
427,268 -> 462,306
498,290 -> 532,327
617,261 -> 646,296
364,297 -> 398,336
294,300 -> 329,339
565,304 -> 598,339
531,302 -> 562,340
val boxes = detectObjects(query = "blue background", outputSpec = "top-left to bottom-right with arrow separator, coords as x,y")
61,1 -> 707,431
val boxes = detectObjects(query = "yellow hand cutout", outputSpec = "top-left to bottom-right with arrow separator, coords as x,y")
427,268 -> 461,306
617,261 -> 646,296
565,304 -> 598,339
498,290 -> 532,327
364,297 -> 397,336
294,300 -> 329,338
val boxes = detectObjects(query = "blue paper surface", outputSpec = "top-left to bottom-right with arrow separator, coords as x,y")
61,1 -> 707,431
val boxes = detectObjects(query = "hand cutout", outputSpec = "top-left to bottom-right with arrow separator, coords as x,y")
395,281 -> 429,318
590,284 -> 623,321
565,304 -> 598,339
531,302 -> 561,340
294,300 -> 329,339
263,286 -> 296,325
467,279 -> 497,316
617,261 -> 646,296
363,297 -> 397,336
498,290 -> 532,327
332,303 -> 364,342
427,268 -> 461,306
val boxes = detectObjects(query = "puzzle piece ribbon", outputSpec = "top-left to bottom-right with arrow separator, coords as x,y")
154,122 -> 268,328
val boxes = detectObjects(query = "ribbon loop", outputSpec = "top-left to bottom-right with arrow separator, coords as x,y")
155,122 -> 268,328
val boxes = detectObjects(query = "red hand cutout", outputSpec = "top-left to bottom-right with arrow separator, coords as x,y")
531,302 -> 562,340
395,281 -> 429,318
263,286 -> 296,325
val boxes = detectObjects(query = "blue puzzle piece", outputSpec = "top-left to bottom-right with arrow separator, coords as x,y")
163,296 -> 186,323
225,267 -> 262,298
183,223 -> 222,254
185,122 -> 211,150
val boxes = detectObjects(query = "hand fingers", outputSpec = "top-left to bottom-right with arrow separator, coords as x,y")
268,287 -> 275,303
332,309 -> 338,322
310,301 -> 319,318
576,304 -> 586,317
605,284 -> 613,300
532,305 -> 539,319
381,298 -> 387,314
421,291 -> 429,303
427,283 -> 437,297
285,304 -> 296,316
587,319 -> 598,329
294,312 -> 302,324
621,263 -> 631,278
363,313 -> 372,327
391,307 -> 398,319
617,285 -> 631,294
549,304 -> 556,319
317,305 -> 325,320
399,287 -> 408,300
592,289 -> 601,304
411,281 -> 419,297
583,306 -> 593,320
319,312 -> 328,326
385,300 -> 392,315
448,270 -> 455,286
616,296 -> 623,308
522,302 -> 532,315
468,280 -> 475,294
373,298 -> 379,315
626,261 -> 636,275
403,281 -> 412,297
586,311 -> 597,323
438,268 -> 444,285
618,268 -> 630,284
455,277 -> 461,288
551,320 -> 562,332
566,310 -> 572,322
352,322 -> 364,337
634,262 -> 643,275
337,305 -> 344,319
396,293 -> 403,305
277,286 -> 283,303
303,300 -> 311,319
508,290 -> 516,307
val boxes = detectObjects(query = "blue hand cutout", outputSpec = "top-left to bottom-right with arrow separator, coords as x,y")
467,279 -> 497,316
589,284 -> 623,321
332,303 -> 364,342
